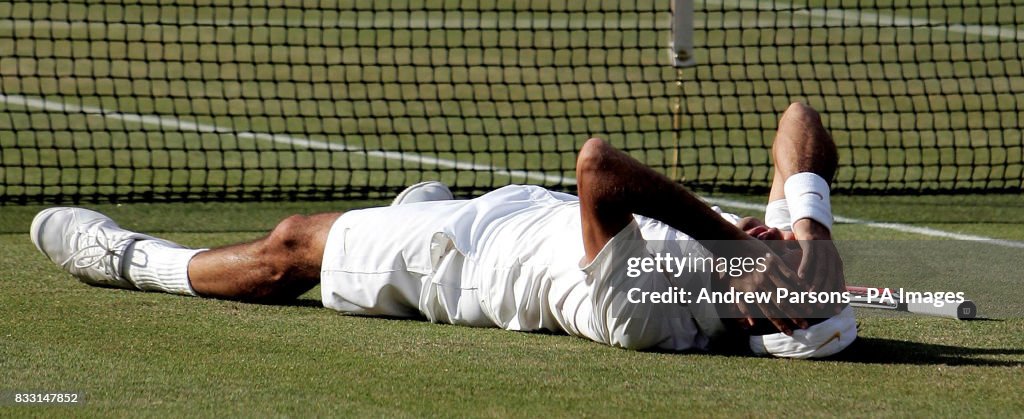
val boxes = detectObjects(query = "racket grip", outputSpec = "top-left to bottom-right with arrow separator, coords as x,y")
906,300 -> 977,320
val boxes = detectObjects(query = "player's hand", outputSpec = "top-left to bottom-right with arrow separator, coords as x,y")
792,219 -> 845,314
718,239 -> 810,335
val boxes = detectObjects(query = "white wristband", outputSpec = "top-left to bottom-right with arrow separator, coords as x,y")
764,199 -> 792,231
783,172 -> 833,231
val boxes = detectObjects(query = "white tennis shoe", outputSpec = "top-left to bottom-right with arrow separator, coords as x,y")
30,207 -> 176,289
391,181 -> 454,206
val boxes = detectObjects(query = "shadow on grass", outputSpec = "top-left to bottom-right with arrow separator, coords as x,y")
652,331 -> 1023,366
260,298 -> 324,308
827,337 -> 1024,367
213,297 -> 1024,367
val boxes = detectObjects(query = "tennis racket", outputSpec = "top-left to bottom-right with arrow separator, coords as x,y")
846,286 -> 977,320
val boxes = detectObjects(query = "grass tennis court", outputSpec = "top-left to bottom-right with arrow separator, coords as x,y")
1,195 -> 1022,416
2,0 -> 1023,416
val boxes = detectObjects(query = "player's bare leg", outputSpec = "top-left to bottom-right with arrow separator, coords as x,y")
31,183 -> 449,303
187,212 -> 341,302
31,206 -> 340,303
191,181 -> 451,301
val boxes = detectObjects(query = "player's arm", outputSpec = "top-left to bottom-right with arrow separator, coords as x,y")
768,102 -> 843,297
576,137 -> 808,335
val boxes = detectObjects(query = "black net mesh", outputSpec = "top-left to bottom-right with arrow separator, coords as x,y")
683,0 -> 1024,193
1,1 -> 1021,204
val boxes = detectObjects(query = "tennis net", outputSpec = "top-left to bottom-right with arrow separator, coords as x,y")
1,1 -> 1021,203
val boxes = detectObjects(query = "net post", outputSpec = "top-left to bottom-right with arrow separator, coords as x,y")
670,0 -> 696,67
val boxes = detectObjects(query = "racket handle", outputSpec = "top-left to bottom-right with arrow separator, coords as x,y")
906,300 -> 977,320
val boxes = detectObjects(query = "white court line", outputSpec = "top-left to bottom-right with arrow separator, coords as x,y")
708,197 -> 1024,249
0,93 -> 568,185
0,13 -> 667,30
702,0 -> 1024,41
4,2 -> 1021,38
3,92 -> 1022,248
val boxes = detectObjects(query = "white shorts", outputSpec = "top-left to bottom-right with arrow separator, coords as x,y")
320,201 -> 454,314
319,199 -> 499,327
319,205 -> 428,318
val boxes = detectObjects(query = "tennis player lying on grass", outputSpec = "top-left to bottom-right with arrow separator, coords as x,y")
31,102 -> 854,358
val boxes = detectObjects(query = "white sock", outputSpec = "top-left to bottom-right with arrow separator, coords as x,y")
125,239 -> 206,296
